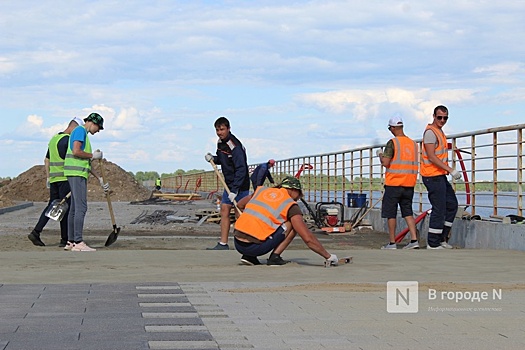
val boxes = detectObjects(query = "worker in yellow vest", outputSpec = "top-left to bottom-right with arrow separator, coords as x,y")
28,117 -> 84,247
233,176 -> 339,266
64,113 -> 109,252
377,116 -> 419,250
421,105 -> 462,249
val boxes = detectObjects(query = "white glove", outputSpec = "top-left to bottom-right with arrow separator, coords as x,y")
376,149 -> 383,158
228,192 -> 237,202
46,178 -> 50,189
205,153 -> 213,162
99,177 -> 110,193
326,253 -> 339,266
92,149 -> 103,160
451,169 -> 462,180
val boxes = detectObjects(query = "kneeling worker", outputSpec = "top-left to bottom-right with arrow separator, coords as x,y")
233,176 -> 340,266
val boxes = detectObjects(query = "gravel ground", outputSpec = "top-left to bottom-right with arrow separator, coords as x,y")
0,199 -> 389,252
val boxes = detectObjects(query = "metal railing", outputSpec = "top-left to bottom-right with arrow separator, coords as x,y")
157,124 -> 524,217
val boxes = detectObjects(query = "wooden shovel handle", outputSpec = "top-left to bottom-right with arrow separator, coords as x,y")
209,159 -> 242,215
98,159 -> 117,226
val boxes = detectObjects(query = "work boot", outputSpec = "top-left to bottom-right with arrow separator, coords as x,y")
28,230 -> 45,246
267,253 -> 290,266
206,242 -> 229,250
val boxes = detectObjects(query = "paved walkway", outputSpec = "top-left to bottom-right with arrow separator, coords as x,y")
1,248 -> 525,349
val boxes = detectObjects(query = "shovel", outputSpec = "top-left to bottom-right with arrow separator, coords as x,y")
45,192 -> 71,221
98,159 -> 121,247
209,159 -> 242,215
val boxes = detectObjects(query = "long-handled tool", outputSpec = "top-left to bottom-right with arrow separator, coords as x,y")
300,198 -> 323,228
350,194 -> 384,229
395,209 -> 431,243
209,159 -> 242,215
45,192 -> 71,221
99,159 -> 121,247
294,164 -> 323,228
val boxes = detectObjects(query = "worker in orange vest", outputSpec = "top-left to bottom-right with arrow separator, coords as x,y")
421,105 -> 462,249
233,176 -> 339,266
377,116 -> 420,250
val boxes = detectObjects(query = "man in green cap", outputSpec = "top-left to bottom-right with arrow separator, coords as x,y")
233,176 -> 340,266
64,112 -> 109,252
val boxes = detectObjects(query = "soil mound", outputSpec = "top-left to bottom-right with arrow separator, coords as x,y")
0,160 -> 151,204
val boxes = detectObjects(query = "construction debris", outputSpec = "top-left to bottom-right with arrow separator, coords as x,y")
130,210 -> 180,225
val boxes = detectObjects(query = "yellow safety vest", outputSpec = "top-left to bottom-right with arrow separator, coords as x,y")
64,126 -> 92,179
48,133 -> 68,183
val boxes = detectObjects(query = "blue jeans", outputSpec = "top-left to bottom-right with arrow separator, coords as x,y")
67,176 -> 88,243
422,175 -> 458,247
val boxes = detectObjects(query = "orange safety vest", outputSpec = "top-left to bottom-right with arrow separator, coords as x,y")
234,186 -> 295,241
385,136 -> 418,187
421,124 -> 448,177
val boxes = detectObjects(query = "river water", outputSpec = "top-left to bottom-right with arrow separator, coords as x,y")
307,191 -> 523,219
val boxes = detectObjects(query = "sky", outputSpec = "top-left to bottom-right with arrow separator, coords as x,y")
1,0 -> 524,178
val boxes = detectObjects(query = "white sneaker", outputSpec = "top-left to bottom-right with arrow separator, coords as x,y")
71,242 -> 96,252
403,241 -> 420,250
381,243 -> 397,250
440,242 -> 453,249
427,245 -> 445,250
64,242 -> 75,251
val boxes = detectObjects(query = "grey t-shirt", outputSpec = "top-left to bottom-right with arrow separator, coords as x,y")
423,129 -> 439,145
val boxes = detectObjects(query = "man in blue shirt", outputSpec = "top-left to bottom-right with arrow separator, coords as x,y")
205,116 -> 250,250
250,159 -> 275,190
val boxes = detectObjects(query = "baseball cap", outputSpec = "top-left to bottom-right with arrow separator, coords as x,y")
388,116 -> 404,127
72,117 -> 85,126
280,176 -> 302,192
84,113 -> 104,130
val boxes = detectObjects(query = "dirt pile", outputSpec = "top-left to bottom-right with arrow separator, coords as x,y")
0,159 -> 151,205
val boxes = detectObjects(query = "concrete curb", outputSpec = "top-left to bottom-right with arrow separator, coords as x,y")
0,201 -> 33,215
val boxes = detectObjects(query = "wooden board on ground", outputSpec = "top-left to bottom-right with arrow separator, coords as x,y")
324,256 -> 353,268
153,193 -> 202,200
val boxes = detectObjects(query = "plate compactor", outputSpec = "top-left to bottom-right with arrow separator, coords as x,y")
315,201 -> 346,233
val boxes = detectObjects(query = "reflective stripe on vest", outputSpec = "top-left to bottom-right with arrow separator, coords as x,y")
234,187 -> 295,241
385,136 -> 418,187
421,124 -> 448,177
64,126 -> 92,179
48,133 -> 68,183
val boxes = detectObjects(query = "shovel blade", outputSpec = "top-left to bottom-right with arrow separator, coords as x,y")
45,200 -> 69,221
104,226 -> 121,247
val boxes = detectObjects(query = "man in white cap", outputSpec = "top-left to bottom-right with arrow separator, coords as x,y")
377,116 -> 420,250
28,117 -> 85,247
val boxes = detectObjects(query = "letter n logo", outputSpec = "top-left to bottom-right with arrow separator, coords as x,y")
387,281 -> 419,313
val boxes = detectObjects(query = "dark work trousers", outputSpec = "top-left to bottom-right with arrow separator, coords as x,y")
34,180 -> 71,243
422,175 -> 458,247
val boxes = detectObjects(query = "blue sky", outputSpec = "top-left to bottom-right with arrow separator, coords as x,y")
1,1 -> 524,178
